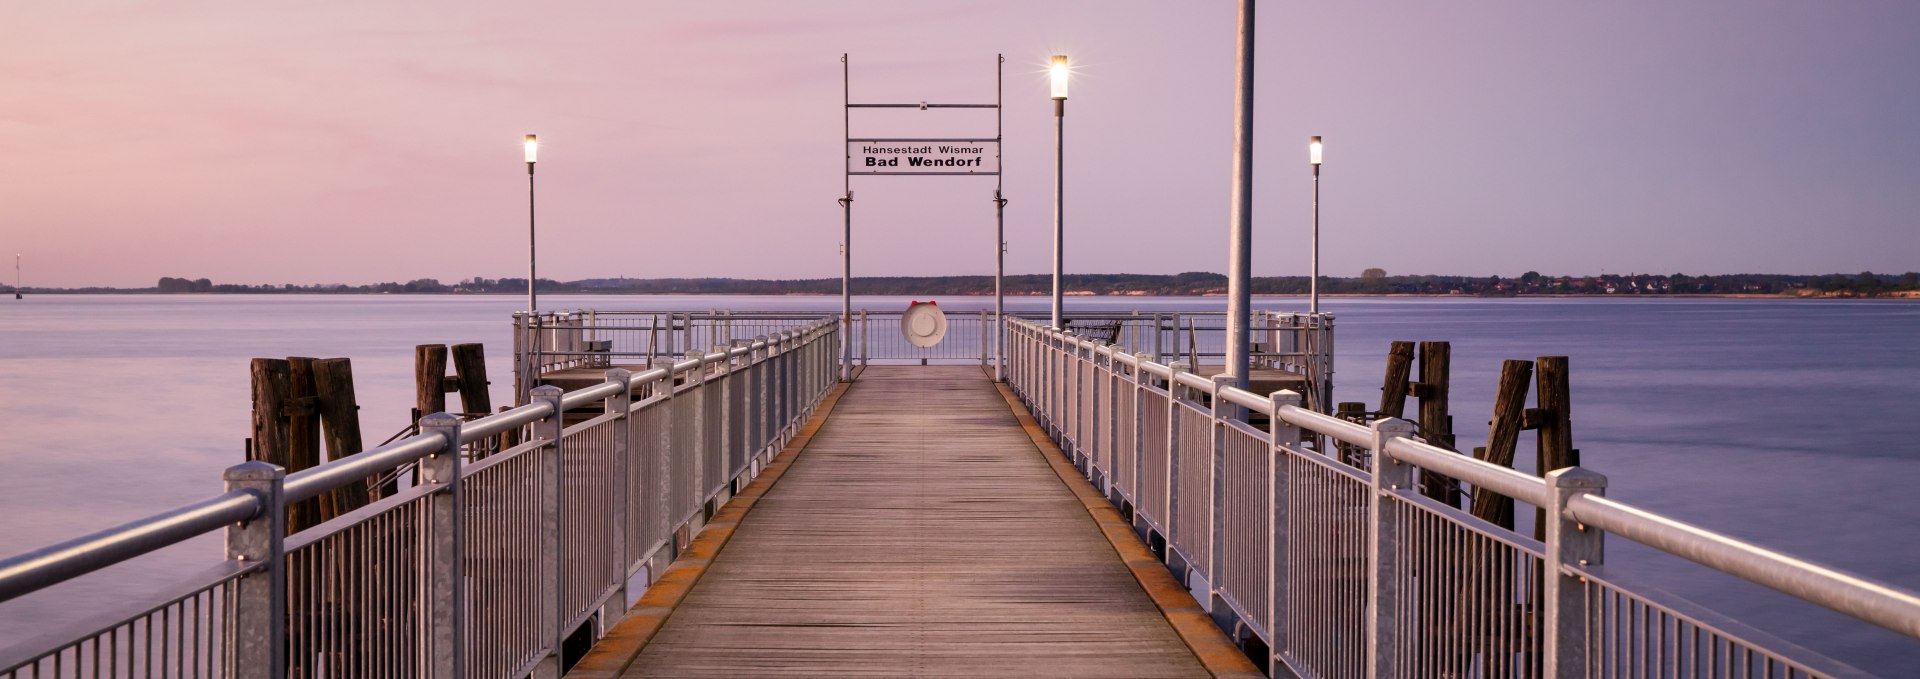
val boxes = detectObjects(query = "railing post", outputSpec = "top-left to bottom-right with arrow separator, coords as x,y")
980,308 -> 990,372
754,336 -> 771,463
1044,331 -> 1059,431
530,384 -> 565,677
418,413 -> 464,679
683,351 -> 707,521
1144,314 -> 1159,366
651,364 -> 676,577
1131,353 -> 1152,528
1266,389 -> 1302,672
1544,467 -> 1607,678
604,368 -> 632,623
1165,360 -> 1188,556
1366,417 -> 1418,679
711,344 -> 734,490
1092,345 -> 1108,492
859,309 -> 870,371
223,461 -> 286,679
1071,337 -> 1086,468
1207,373 -> 1233,629
783,331 -> 798,437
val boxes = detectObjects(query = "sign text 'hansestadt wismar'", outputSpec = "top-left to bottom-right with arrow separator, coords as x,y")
847,140 -> 1000,175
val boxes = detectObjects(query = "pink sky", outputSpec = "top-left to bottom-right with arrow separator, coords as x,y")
2,1 -> 1916,288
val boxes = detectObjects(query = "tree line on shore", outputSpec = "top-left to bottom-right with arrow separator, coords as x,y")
6,269 -> 1918,297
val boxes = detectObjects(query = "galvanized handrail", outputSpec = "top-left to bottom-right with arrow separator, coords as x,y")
1,318 -> 842,677
1006,317 -> 1915,677
0,491 -> 261,602
1566,493 -> 1920,639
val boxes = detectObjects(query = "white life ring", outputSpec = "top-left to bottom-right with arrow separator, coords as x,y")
900,301 -> 948,348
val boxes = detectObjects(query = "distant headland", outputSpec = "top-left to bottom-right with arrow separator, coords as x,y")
8,270 -> 1918,298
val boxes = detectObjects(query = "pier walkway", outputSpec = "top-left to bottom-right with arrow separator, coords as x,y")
592,366 -> 1226,677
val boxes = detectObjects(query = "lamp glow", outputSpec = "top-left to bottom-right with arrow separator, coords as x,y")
1309,136 -> 1323,165
1049,55 -> 1069,100
524,134 -> 539,164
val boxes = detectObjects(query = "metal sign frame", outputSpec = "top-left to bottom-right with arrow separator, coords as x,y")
838,54 -> 1007,382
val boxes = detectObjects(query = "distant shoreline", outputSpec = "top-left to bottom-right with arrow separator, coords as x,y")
9,291 -> 1917,300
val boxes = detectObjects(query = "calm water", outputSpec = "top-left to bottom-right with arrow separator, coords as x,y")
1,294 -> 1916,672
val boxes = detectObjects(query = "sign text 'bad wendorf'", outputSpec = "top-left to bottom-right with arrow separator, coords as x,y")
847,140 -> 1000,175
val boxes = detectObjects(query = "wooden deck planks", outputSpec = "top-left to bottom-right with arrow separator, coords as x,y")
623,366 -> 1211,678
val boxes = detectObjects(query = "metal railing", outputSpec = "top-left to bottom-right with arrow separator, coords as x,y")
1008,317 -> 1917,678
515,308 -> 1335,410
0,320 -> 840,678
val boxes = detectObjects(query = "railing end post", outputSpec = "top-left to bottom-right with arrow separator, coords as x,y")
1364,416 -> 1418,678
417,412 -> 464,678
222,460 -> 286,679
1544,466 -> 1607,678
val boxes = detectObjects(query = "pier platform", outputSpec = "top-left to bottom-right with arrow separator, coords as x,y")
577,366 -> 1250,678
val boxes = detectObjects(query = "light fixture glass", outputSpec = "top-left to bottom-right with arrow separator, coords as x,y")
524,134 -> 539,163
1309,135 -> 1323,165
1049,55 -> 1069,100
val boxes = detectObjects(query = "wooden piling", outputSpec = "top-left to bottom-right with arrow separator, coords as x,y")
415,344 -> 448,417
1378,341 -> 1415,418
1471,359 -> 1533,530
250,359 -> 291,469
1336,401 -> 1367,467
451,343 -> 492,416
1532,355 -> 1574,541
287,357 -> 325,532
312,357 -> 378,514
1415,341 -> 1459,506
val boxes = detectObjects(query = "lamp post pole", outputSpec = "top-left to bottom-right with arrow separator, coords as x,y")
1224,0 -> 1256,399
1310,136 -> 1323,315
524,133 -> 540,406
526,134 -> 538,316
1050,55 -> 1069,330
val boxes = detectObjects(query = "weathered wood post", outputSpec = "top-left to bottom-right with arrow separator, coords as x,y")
450,343 -> 493,415
1472,359 -> 1534,530
415,344 -> 449,417
452,343 -> 494,456
287,358 -> 324,525
313,358 -> 379,508
1378,341 -> 1415,418
1415,341 -> 1458,506
1335,401 -> 1368,467
1533,356 -> 1575,541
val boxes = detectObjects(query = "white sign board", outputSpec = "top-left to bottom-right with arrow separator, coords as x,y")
847,140 -> 999,175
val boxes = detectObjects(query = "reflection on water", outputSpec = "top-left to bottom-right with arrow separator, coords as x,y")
1,294 -> 1914,671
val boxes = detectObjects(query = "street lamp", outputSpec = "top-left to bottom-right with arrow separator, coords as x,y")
1050,54 -> 1068,330
525,134 -> 539,315
1309,135 -> 1322,314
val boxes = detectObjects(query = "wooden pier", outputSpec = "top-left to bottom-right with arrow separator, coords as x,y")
576,366 -> 1256,678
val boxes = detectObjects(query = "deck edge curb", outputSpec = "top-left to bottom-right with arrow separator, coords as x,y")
994,383 -> 1267,679
565,382 -> 852,679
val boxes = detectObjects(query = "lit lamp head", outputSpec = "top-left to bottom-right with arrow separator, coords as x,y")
1309,135 -> 1323,175
524,134 -> 539,164
1049,55 -> 1069,100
